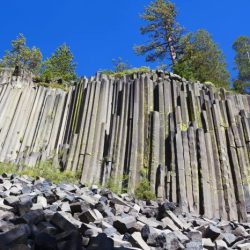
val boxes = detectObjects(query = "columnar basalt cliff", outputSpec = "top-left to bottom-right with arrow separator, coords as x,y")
0,68 -> 250,222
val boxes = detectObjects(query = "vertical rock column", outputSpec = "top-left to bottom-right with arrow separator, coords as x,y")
150,111 -> 160,194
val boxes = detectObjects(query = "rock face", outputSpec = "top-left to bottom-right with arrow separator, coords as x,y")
0,173 -> 249,250
0,68 -> 250,222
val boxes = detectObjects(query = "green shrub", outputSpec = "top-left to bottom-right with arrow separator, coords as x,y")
0,162 -> 17,175
36,82 -> 68,91
0,161 -> 80,184
135,177 -> 156,201
100,67 -> 150,78
105,174 -> 129,194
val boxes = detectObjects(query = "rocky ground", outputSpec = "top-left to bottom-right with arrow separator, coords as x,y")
0,174 -> 250,249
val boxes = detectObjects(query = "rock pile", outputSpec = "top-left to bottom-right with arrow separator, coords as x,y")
0,173 -> 250,250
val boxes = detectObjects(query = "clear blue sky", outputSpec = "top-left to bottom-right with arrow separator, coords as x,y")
1,0 -> 249,79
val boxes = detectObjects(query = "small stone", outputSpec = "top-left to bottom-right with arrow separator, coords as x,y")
82,236 -> 90,246
187,230 -> 202,242
78,209 -> 97,223
3,181 -> 12,190
91,184 -> 98,193
95,201 -> 106,213
222,232 -> 236,246
103,226 -> 117,237
132,204 -> 140,213
129,232 -> 150,250
165,210 -> 188,229
0,201 -> 14,212
215,239 -> 228,250
233,225 -> 249,237
36,195 -> 47,208
99,196 -> 108,205
162,232 -> 183,250
58,211 -> 82,228
59,183 -> 76,192
186,241 -> 202,250
80,194 -> 97,206
161,216 -> 179,231
31,203 -> 43,210
4,196 -> 19,206
60,202 -> 71,213
70,202 -> 83,214
138,215 -> 163,229
141,224 -> 151,241
93,209 -> 103,220
87,233 -> 114,250
0,220 -> 15,232
9,186 -> 21,196
22,209 -> 44,224
113,216 -> 136,234
0,210 -> 15,220
80,223 -> 102,235
237,243 -> 250,250
202,238 -> 215,249
158,201 -> 177,219
173,230 -> 189,243
203,225 -> 221,241
50,212 -> 76,231
111,194 -> 130,207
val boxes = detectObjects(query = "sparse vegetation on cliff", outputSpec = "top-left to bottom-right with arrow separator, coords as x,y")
100,66 -> 150,78
0,161 -> 80,184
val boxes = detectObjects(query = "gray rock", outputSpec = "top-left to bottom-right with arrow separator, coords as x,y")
215,239 -> 228,249
36,195 -> 47,208
173,230 -> 189,243
203,225 -> 221,241
50,212 -> 76,231
113,216 -> 136,234
87,233 -> 114,250
234,225 -> 249,237
129,232 -> 150,250
188,230 -> 202,242
202,238 -> 215,249
237,242 -> 250,249
22,210 -> 44,224
186,241 -> 202,250
222,232 -> 237,246
0,224 -> 31,245
78,209 -> 97,223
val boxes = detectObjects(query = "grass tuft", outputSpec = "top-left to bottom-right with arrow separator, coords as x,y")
0,161 -> 80,184
99,67 -> 151,78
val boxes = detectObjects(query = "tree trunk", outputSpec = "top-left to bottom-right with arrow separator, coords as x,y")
167,36 -> 177,65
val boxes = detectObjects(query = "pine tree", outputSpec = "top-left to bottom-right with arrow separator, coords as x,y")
173,29 -> 230,89
233,36 -> 250,93
134,0 -> 183,67
41,44 -> 77,82
1,34 -> 42,74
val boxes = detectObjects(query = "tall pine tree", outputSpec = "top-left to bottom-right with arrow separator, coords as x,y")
233,36 -> 250,93
134,0 -> 183,67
